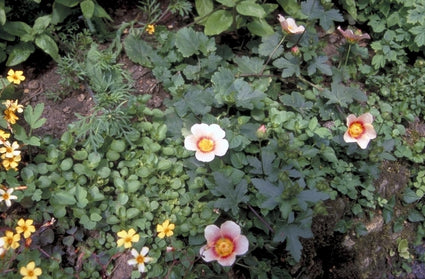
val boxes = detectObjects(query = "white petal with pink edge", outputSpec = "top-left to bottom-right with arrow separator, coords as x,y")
220,221 -> 241,239
217,255 -> 237,266
234,235 -> 249,255
204,224 -> 221,243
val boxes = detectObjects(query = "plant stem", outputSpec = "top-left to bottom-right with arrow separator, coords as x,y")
248,204 -> 274,233
260,34 -> 286,75
296,74 -> 324,91
344,44 -> 352,68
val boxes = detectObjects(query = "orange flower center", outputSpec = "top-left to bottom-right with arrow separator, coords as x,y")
348,122 -> 364,138
27,270 -> 34,276
214,237 -> 234,257
197,137 -> 215,153
3,193 -> 9,200
136,255 -> 145,264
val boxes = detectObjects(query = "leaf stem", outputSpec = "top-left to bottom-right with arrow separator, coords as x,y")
260,34 -> 286,75
248,204 -> 274,233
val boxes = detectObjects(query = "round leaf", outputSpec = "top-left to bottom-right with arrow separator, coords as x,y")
204,10 -> 233,35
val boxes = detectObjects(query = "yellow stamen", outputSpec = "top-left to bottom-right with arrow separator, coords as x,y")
214,238 -> 234,257
136,255 -> 145,264
348,122 -> 364,138
197,138 -> 215,153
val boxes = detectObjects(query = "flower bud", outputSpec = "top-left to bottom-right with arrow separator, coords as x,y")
256,124 -> 267,139
291,46 -> 300,56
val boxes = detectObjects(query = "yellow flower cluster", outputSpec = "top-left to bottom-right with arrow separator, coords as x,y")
0,218 -> 36,257
117,220 -> 176,274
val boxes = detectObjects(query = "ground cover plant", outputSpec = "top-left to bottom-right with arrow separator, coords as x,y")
1,0 -> 425,278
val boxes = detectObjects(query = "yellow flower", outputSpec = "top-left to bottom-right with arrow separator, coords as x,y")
2,154 -> 21,170
7,69 -> 25,85
20,261 -> 42,279
157,220 -> 175,239
4,109 -> 19,124
16,219 -> 36,239
146,24 -> 155,35
3,230 -> 20,250
0,141 -> 21,158
3,100 -> 24,113
117,229 -> 140,248
0,129 -> 10,141
0,187 -> 18,207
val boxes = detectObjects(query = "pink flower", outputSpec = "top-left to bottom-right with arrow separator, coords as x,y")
256,124 -> 267,139
184,123 -> 229,162
337,26 -> 370,44
278,14 -> 305,34
343,113 -> 377,149
200,221 -> 249,266
291,46 -> 301,56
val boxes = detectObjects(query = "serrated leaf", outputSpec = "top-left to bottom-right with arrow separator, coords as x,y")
234,56 -> 264,74
410,25 -> 425,47
322,82 -> 367,108
124,35 -> 153,67
307,55 -> 332,76
258,32 -> 284,58
273,56 -> 301,78
234,79 -> 266,109
175,27 -> 204,57
407,4 -> 425,24
251,178 -> 283,209
273,224 -> 313,261
236,1 -> 265,18
204,10 -> 233,35
280,92 -> 313,114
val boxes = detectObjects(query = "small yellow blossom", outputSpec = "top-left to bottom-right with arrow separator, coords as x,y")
16,219 -> 36,239
2,154 -> 21,171
4,109 -> 19,124
117,229 -> 140,248
156,220 -> 175,239
0,187 -> 18,207
0,141 -> 21,158
146,24 -> 155,35
7,69 -> 25,85
0,130 -> 10,144
3,230 -> 20,250
20,261 -> 42,279
3,100 -> 24,113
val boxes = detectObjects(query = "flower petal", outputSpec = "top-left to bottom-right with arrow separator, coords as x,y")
356,137 -> 371,149
234,235 -> 249,255
217,254 -> 237,266
130,248 -> 139,257
210,124 -> 225,139
191,123 -> 209,136
346,114 -> 357,126
220,221 -> 241,240
138,263 -> 146,273
364,124 -> 377,139
214,139 -> 229,156
343,131 -> 357,143
204,224 -> 220,243
184,135 -> 198,151
141,246 -> 149,257
195,151 -> 215,162
357,112 -> 373,124
127,259 -> 137,266
200,245 -> 217,262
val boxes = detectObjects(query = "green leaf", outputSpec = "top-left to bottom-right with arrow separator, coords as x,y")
234,79 -> 266,110
408,210 -> 425,222
35,34 -> 60,61
216,0 -> 237,7
410,25 -> 425,47
52,2 -> 73,24
259,32 -> 284,58
124,35 -> 154,67
322,82 -> 367,108
301,0 -> 342,30
277,0 -> 307,19
176,27 -> 203,57
236,1 -> 266,18
273,223 -> 313,262
204,10 -> 233,35
0,0 -> 6,26
280,92 -> 313,114
407,4 -> 425,24
403,188 -> 421,204
93,3 -> 111,20
247,19 -> 274,37
24,103 -> 46,130
33,15 -> 51,34
3,21 -> 32,37
234,56 -> 264,75
251,178 -> 283,209
52,191 -> 76,205
307,55 -> 332,76
6,42 -> 35,66
80,0 -> 95,19
273,55 -> 301,78
55,0 -> 80,7
195,0 -> 213,17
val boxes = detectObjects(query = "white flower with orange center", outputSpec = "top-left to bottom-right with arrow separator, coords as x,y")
127,247 -> 153,273
0,188 -> 18,207
200,220 -> 249,266
0,141 -> 21,158
184,123 -> 229,162
343,112 -> 377,149
278,14 -> 305,34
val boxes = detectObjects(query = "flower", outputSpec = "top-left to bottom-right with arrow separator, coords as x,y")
337,26 -> 371,44
0,187 -> 18,207
127,247 -> 153,273
7,69 -> 25,85
343,112 -> 377,149
0,141 -> 21,158
200,220 -> 249,266
184,123 -> 229,162
146,24 -> 155,35
157,220 -> 175,239
20,261 -> 42,279
256,124 -> 267,139
2,154 -> 21,171
0,129 -> 10,141
117,229 -> 140,248
278,14 -> 305,34
16,219 -> 36,239
3,100 -> 24,113
291,46 -> 301,56
3,109 -> 19,124
3,230 -> 20,250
